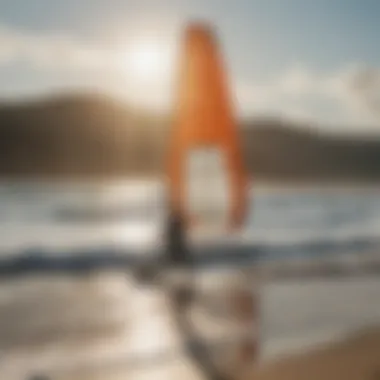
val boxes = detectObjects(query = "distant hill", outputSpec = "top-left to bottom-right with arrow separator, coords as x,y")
0,94 -> 168,177
0,94 -> 380,182
241,119 -> 380,182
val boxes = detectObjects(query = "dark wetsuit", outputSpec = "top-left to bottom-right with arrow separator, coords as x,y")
134,211 -> 191,283
164,212 -> 191,266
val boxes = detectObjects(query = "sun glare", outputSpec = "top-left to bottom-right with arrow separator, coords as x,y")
123,41 -> 171,83
117,35 -> 177,110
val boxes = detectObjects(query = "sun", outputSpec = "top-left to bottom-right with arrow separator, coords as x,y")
123,41 -> 171,83
116,36 -> 176,110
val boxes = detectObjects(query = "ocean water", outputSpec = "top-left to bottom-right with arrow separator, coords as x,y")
0,180 -> 379,260
0,180 -> 380,379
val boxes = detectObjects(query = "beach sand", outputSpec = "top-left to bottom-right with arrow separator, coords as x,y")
245,328 -> 380,380
0,271 -> 378,380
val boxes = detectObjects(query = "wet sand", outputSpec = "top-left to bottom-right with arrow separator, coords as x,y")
246,328 -> 380,380
0,272 -> 379,380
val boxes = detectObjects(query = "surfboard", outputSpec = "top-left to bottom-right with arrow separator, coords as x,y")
167,22 -> 248,233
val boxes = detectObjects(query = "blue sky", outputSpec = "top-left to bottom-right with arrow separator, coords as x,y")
1,0 -> 380,131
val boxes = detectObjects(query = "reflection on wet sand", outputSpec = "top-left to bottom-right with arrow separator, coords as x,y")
0,272 -> 379,380
0,271 -> 216,380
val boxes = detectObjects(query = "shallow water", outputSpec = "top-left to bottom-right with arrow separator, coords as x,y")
1,180 -> 380,379
1,181 -> 380,258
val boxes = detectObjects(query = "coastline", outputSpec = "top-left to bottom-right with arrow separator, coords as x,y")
244,327 -> 380,380
0,272 -> 379,380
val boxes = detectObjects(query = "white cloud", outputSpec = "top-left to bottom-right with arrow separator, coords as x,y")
0,26 -> 22,64
235,64 -> 380,130
330,64 -> 380,118
0,24 -> 115,70
277,66 -> 323,96
0,24 -> 178,110
1,23 -> 380,129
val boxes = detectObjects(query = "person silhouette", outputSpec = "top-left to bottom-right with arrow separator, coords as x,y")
164,210 -> 190,265
29,375 -> 50,380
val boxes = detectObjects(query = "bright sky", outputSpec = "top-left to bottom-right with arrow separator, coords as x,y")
1,0 -> 380,131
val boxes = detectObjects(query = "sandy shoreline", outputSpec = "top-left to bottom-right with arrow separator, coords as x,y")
52,328 -> 380,380
0,273 -> 379,380
245,327 -> 380,380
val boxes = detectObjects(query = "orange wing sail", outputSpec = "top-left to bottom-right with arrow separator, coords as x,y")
167,22 -> 248,231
